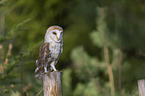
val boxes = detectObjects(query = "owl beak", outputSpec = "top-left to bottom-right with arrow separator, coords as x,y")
57,34 -> 61,41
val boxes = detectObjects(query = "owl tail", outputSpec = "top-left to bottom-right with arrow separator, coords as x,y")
35,60 -> 43,79
35,67 -> 43,79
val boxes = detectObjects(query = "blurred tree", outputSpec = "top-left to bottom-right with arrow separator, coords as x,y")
71,7 -> 113,96
106,0 -> 145,51
70,7 -> 141,96
1,0 -> 145,95
63,68 -> 73,96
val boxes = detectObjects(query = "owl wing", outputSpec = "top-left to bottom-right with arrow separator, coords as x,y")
35,43 -> 50,77
37,43 -> 51,66
60,40 -> 63,54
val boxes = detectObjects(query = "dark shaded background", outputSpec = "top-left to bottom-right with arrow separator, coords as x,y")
0,0 -> 145,95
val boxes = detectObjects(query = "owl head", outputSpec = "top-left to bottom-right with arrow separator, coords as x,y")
44,26 -> 63,43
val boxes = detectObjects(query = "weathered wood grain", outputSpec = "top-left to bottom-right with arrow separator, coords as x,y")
138,79 -> 145,96
43,72 -> 62,96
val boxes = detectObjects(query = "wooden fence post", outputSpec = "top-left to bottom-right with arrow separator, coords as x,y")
138,79 -> 145,96
43,71 -> 63,96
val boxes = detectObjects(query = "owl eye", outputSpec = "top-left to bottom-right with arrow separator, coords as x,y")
52,32 -> 56,35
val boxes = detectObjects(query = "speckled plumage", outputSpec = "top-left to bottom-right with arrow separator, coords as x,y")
35,26 -> 63,79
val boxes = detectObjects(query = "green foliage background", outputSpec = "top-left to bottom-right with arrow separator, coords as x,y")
0,0 -> 145,95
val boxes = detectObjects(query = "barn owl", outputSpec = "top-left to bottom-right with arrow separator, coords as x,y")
35,26 -> 63,79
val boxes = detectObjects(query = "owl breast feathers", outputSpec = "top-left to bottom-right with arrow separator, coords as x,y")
35,26 -> 63,79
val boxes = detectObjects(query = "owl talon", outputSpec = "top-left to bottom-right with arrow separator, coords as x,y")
44,71 -> 49,74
